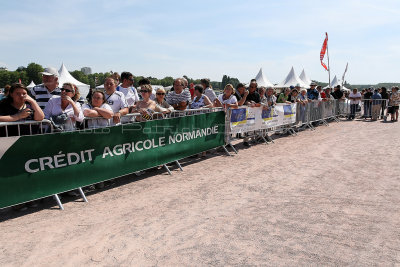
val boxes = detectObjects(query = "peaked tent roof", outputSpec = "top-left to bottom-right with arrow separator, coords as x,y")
299,69 -> 312,87
255,68 -> 274,87
58,63 -> 90,97
27,81 -> 36,89
323,75 -> 350,91
275,67 -> 307,88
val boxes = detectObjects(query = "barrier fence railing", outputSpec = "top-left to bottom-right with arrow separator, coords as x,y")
0,119 -> 53,137
0,110 -> 227,210
1,99 -> 393,211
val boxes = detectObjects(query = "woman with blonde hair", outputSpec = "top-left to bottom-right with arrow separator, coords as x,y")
215,84 -> 238,108
133,84 -> 168,121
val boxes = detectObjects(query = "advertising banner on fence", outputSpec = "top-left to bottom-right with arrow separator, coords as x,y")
0,111 -> 225,209
230,104 -> 297,134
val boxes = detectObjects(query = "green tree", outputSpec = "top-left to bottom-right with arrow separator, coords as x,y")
26,63 -> 44,84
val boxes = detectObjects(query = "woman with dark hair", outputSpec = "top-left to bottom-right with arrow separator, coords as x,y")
190,85 -> 213,109
201,78 -> 217,104
82,90 -> 114,128
380,87 -> 389,119
44,82 -> 83,131
0,83 -> 44,122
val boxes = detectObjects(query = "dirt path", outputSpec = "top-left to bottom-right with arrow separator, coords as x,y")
1,119 -> 400,266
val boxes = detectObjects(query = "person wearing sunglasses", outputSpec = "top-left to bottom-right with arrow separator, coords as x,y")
245,81 -> 261,107
133,84 -> 168,121
154,88 -> 174,113
103,77 -> 129,125
166,78 -> 191,110
43,82 -> 84,131
116,72 -> 140,109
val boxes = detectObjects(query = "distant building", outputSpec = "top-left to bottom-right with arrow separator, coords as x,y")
0,67 -> 8,71
81,67 -> 92,75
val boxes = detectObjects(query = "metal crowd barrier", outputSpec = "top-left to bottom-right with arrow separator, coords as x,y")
0,119 -> 53,137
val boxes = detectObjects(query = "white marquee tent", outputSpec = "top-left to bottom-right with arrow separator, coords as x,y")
58,63 -> 90,97
275,67 -> 308,89
255,68 -> 274,87
299,69 -> 312,87
27,81 -> 36,89
323,75 -> 350,92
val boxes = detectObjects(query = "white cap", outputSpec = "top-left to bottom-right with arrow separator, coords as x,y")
40,67 -> 59,77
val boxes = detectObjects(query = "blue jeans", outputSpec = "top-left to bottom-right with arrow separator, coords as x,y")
364,101 -> 372,118
349,104 -> 357,119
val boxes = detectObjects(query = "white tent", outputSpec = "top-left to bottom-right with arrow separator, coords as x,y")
27,81 -> 36,89
58,63 -> 90,97
255,68 -> 274,87
275,67 -> 308,88
299,69 -> 312,87
323,75 -> 350,92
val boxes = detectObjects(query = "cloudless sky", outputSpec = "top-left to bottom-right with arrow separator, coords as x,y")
1,0 -> 400,84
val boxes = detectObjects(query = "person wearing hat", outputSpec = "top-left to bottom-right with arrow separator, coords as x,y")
30,67 -> 61,109
307,82 -> 320,101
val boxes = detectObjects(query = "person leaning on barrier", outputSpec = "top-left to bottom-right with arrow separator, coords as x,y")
234,83 -> 249,106
133,84 -> 168,121
277,88 -> 291,104
0,83 -> 44,123
44,83 -> 84,131
103,77 -> 129,125
266,87 -> 277,107
363,88 -> 373,119
307,82 -> 321,101
332,85 -> 344,100
371,89 -> 382,121
288,89 -> 300,103
154,87 -> 174,113
323,87 -> 335,101
215,84 -> 239,109
245,81 -> 261,106
166,78 -> 191,110
200,78 -> 217,105
30,67 -> 61,110
298,88 -> 309,125
380,87 -> 389,118
348,88 -> 362,120
190,84 -> 213,109
82,90 -> 113,128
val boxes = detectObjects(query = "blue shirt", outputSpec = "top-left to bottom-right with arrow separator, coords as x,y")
371,92 -> 382,105
307,89 -> 320,100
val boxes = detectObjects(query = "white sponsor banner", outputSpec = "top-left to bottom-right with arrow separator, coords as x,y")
230,104 -> 297,134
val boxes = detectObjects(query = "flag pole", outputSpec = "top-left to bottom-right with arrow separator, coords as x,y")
326,32 -> 331,87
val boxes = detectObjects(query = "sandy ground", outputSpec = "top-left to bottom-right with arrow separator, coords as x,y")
1,118 -> 400,266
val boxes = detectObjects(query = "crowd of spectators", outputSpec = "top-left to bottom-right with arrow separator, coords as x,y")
1,66 -> 400,137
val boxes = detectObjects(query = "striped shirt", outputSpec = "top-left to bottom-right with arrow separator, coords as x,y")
30,84 -> 61,109
166,89 -> 191,105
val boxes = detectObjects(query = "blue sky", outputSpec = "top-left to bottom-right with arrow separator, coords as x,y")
1,0 -> 400,84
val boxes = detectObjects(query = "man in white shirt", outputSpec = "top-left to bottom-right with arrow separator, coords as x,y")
116,72 -> 139,111
30,67 -> 61,109
103,77 -> 129,125
201,78 -> 217,104
348,88 -> 361,120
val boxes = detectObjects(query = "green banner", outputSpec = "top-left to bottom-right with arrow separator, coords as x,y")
0,111 -> 225,209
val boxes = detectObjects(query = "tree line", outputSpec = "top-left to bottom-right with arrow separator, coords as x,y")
0,62 -> 242,91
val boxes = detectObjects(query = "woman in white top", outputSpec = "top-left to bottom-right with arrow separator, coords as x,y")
44,83 -> 84,131
215,84 -> 238,109
82,90 -> 114,128
190,85 -> 213,109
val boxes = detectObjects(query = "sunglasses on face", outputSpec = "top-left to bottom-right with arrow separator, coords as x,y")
156,92 -> 165,95
61,88 -> 73,93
